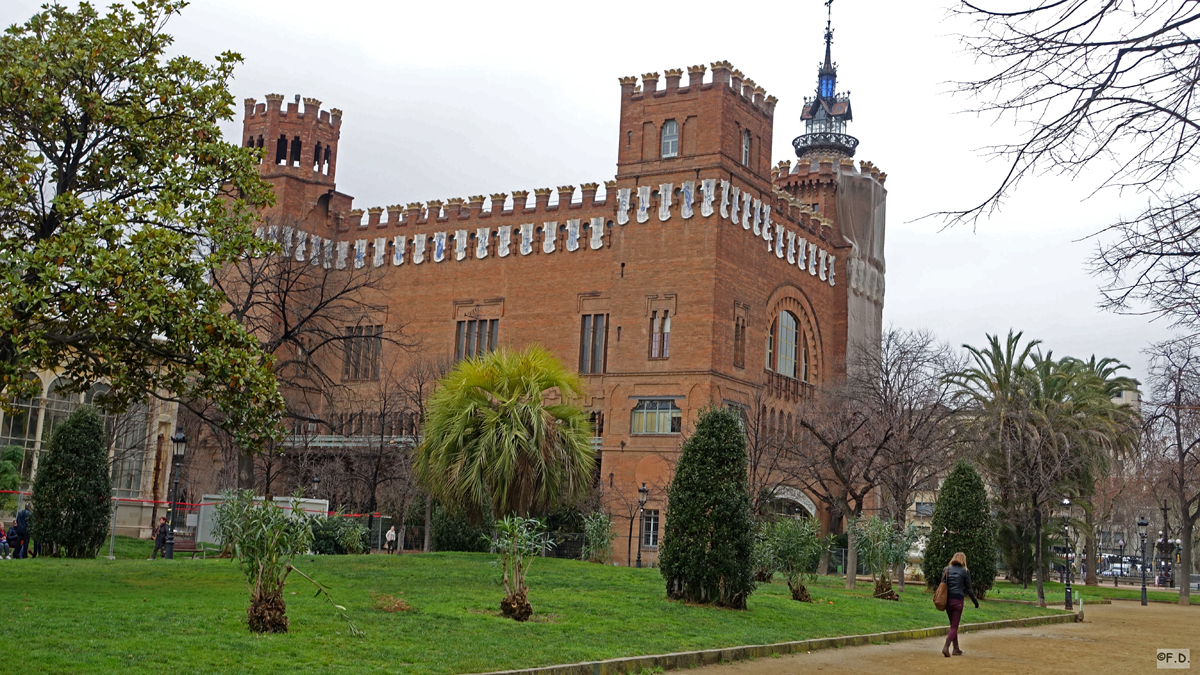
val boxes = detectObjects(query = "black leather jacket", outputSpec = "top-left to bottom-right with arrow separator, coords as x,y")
943,564 -> 978,603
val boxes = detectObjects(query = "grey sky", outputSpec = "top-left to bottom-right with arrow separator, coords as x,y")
5,0 -> 1177,383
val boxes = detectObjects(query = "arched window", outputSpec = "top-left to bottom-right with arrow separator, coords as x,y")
0,374 -> 42,478
773,311 -> 800,379
742,130 -> 751,165
111,401 -> 148,499
801,333 -> 810,383
41,377 -> 79,444
661,119 -> 679,158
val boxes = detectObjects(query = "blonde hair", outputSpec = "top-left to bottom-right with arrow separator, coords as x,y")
950,552 -> 968,567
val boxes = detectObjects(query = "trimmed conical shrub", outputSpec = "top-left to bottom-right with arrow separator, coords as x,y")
660,407 -> 755,609
31,406 -> 112,558
922,460 -> 997,597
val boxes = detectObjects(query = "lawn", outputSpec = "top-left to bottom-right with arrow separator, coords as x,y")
987,579 -> 1199,605
1,544 -> 1067,675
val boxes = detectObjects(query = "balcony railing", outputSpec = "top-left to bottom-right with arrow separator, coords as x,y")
792,131 -> 859,157
764,370 -> 815,403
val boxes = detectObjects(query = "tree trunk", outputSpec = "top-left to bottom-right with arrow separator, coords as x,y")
845,523 -> 857,590
423,498 -> 432,552
1181,514 -> 1195,606
237,449 -> 256,490
1085,504 -> 1098,586
818,551 -> 830,576
1034,508 -> 1046,607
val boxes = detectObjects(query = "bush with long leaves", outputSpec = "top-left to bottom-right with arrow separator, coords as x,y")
581,511 -> 615,564
492,515 -> 550,621
213,490 -> 360,635
416,346 -> 595,518
752,521 -> 779,583
852,516 -> 919,600
767,516 -> 826,602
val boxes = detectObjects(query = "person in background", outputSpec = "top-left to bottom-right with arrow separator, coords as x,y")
5,523 -> 16,559
14,504 -> 31,559
149,516 -> 170,560
941,551 -> 979,658
0,523 -> 9,559
385,526 -> 397,554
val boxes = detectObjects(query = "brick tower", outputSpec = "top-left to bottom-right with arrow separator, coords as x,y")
242,94 -> 353,230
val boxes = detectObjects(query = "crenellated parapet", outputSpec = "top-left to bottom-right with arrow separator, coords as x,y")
615,61 -> 775,118
243,93 -> 342,183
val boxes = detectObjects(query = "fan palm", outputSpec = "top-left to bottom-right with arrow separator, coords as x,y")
416,346 -> 595,519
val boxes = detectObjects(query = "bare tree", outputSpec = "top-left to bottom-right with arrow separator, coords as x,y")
947,1 -> 1199,221
947,2 -> 1200,327
786,380 -> 893,590
197,214 -> 414,489
853,329 -> 962,590
1143,336 -> 1200,604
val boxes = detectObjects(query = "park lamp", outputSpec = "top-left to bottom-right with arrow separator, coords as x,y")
312,475 -> 321,493
1138,516 -> 1148,538
170,426 -> 188,459
1058,497 -> 1071,520
638,483 -> 648,507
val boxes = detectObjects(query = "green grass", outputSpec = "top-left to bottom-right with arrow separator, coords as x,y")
0,549 -> 1067,675
987,579 -> 1199,605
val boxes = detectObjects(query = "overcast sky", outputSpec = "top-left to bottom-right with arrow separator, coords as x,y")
4,0 -> 1179,384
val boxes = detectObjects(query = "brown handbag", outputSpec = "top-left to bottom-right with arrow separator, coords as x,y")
933,568 -> 949,611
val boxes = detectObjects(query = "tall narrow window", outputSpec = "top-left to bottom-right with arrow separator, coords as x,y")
275,134 -> 288,165
733,316 -> 746,368
742,130 -> 751,165
630,399 -> 682,435
323,146 -> 332,175
642,509 -> 660,548
774,311 -> 799,378
661,119 -> 679,158
649,310 -> 671,359
455,319 -> 498,361
289,136 -> 302,166
801,333 -> 810,382
343,324 -> 383,381
579,314 -> 608,374
766,319 -> 776,371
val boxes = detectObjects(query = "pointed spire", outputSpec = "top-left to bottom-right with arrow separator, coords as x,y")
818,0 -> 837,99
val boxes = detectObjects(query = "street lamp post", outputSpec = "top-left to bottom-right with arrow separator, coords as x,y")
1116,539 -> 1124,588
635,483 -> 648,569
1138,516 -> 1149,606
311,474 -> 320,497
164,426 -> 187,560
1059,498 -> 1072,610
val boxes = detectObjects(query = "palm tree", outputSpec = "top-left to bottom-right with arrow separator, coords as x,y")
415,345 -> 595,519
1054,356 -> 1138,586
951,332 -> 1137,607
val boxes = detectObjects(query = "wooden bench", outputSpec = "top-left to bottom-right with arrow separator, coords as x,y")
171,539 -> 218,559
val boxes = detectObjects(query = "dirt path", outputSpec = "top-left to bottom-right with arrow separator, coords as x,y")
689,601 -> 1198,674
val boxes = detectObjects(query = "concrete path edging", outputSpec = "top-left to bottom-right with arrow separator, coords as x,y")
471,609 -> 1082,675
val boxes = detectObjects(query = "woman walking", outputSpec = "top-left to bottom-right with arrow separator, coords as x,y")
941,551 -> 978,657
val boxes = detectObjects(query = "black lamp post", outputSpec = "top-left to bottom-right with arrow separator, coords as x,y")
1059,497 -> 1073,610
1116,539 -> 1124,588
1138,516 -> 1149,606
311,474 -> 320,496
636,483 -> 648,569
165,426 -> 187,560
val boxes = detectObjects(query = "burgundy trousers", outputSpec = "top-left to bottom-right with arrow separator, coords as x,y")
946,597 -> 965,641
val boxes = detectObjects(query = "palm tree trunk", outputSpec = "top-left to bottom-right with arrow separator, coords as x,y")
1084,505 -> 1098,586
1034,508 -> 1046,607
